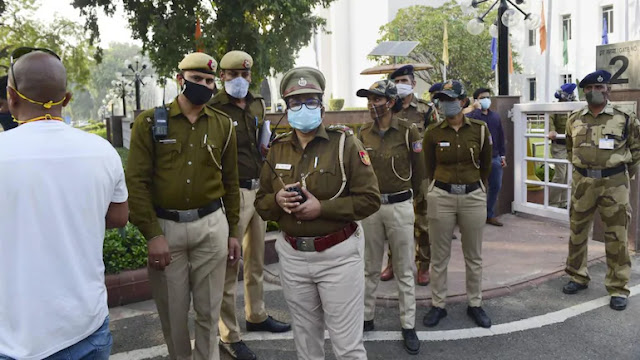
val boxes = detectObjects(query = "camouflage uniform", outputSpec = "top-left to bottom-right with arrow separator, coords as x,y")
565,101 -> 640,297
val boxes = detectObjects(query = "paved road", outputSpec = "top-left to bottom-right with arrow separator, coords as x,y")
109,257 -> 640,360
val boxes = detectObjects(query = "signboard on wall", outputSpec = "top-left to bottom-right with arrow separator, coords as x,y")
596,40 -> 640,90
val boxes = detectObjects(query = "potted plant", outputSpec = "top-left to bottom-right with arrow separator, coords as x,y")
328,94 -> 344,111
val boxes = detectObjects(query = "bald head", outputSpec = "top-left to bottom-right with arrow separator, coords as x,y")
9,51 -> 67,104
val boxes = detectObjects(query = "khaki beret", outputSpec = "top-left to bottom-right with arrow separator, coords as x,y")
280,67 -> 326,98
220,50 -> 253,70
178,52 -> 217,74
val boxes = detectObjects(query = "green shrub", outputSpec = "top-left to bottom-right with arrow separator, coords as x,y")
103,223 -> 148,274
116,147 -> 129,169
535,165 -> 555,181
328,99 -> 345,111
266,220 -> 280,232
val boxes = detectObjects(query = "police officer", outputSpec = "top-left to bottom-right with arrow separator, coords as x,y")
209,50 -> 290,360
127,52 -> 241,360
563,70 -> 640,311
381,65 -> 437,286
255,67 -> 380,360
357,80 -> 423,355
548,82 -> 577,208
422,80 -> 493,329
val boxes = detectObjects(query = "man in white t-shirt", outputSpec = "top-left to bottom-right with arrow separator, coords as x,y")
0,48 -> 129,360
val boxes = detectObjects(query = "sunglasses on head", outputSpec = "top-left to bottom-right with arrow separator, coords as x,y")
10,47 -> 61,92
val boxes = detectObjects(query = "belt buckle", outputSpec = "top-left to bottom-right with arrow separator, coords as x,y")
450,184 -> 466,194
178,209 -> 199,222
380,194 -> 389,204
251,178 -> 260,190
586,169 -> 602,178
296,237 -> 316,252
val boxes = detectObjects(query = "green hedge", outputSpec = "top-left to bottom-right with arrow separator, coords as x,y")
103,223 -> 148,274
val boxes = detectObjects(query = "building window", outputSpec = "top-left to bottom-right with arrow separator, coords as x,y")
528,78 -> 537,101
562,15 -> 572,40
561,74 -> 573,84
603,6 -> 614,33
528,29 -> 536,46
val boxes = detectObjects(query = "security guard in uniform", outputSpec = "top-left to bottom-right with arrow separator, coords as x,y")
255,67 -> 380,360
548,82 -> 577,208
380,65 -> 437,286
210,50 -> 291,360
127,52 -> 241,360
422,80 -> 493,329
357,80 -> 423,355
563,70 -> 640,311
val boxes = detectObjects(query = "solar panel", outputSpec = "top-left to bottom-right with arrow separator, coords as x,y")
368,41 -> 419,56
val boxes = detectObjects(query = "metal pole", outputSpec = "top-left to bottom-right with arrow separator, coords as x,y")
135,77 -> 141,111
122,87 -> 127,117
497,0 -> 509,95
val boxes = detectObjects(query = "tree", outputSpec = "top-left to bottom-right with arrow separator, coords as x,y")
377,1 -> 521,94
0,0 -> 95,87
72,0 -> 336,85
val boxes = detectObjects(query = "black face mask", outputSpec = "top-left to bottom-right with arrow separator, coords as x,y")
181,79 -> 214,105
0,112 -> 17,131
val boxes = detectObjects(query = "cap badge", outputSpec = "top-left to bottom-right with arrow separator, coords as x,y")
243,59 -> 251,69
298,77 -> 307,86
444,82 -> 453,90
597,75 -> 603,82
207,60 -> 214,70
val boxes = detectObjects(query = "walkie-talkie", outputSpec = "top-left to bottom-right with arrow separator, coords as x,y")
152,106 -> 169,141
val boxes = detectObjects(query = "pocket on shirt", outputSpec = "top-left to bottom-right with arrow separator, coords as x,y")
308,162 -> 341,200
204,142 -> 223,170
155,142 -> 181,169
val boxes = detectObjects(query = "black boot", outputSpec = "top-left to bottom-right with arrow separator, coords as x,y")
401,328 -> 420,355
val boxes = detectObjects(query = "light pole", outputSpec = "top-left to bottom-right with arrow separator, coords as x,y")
461,0 -> 541,95
119,55 -> 149,111
111,79 -> 130,116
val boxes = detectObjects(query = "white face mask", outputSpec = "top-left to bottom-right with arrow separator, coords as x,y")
224,76 -> 250,99
395,84 -> 413,98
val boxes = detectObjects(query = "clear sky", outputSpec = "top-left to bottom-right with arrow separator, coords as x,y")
33,0 -> 140,48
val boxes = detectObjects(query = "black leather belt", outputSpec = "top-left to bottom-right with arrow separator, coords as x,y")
155,199 -> 222,223
380,190 -> 412,204
552,139 -> 567,145
239,178 -> 260,190
434,180 -> 481,194
575,164 -> 626,179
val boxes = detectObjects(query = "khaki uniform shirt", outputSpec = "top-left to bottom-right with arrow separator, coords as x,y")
126,98 -> 240,239
209,89 -> 265,180
358,116 -> 426,196
423,116 -> 493,185
550,113 -> 569,135
255,124 -> 381,237
395,94 -> 438,135
566,101 -> 640,173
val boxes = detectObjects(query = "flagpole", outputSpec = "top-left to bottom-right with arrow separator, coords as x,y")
543,0 -> 552,102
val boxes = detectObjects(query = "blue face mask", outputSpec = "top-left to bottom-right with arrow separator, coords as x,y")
287,107 -> 322,133
479,98 -> 491,110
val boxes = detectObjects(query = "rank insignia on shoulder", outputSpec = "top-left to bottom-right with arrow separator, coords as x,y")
328,124 -> 354,135
412,140 -> 422,153
359,150 -> 371,166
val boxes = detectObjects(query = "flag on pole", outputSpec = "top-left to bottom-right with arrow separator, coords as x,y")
195,19 -> 203,52
539,1 -> 547,54
563,27 -> 569,65
508,40 -> 514,74
491,37 -> 497,71
602,18 -> 609,45
442,21 -> 449,66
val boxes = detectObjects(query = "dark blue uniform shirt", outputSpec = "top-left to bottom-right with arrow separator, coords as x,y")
467,109 -> 505,157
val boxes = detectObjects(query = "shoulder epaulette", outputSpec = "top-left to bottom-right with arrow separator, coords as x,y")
396,118 -> 415,129
209,106 -> 232,119
612,105 -> 635,117
327,124 -> 354,136
272,131 -> 292,144
468,118 -> 486,126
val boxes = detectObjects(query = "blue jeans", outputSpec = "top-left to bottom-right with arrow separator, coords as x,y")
487,156 -> 503,219
1,316 -> 112,360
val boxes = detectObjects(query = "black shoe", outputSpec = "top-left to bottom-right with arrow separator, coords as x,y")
401,328 -> 420,355
610,296 -> 628,311
423,307 -> 447,327
219,340 -> 256,360
562,281 -> 588,294
363,320 -> 375,332
467,306 -> 492,328
246,315 -> 291,333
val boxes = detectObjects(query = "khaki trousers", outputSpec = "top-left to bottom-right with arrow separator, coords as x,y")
363,200 -> 416,329
550,143 -> 568,207
276,227 -> 367,360
427,186 -> 486,308
149,209 -> 229,360
219,188 -> 268,343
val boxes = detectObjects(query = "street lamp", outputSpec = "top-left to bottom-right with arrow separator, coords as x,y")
460,0 -> 541,95
120,55 -> 149,111
111,79 -> 130,117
